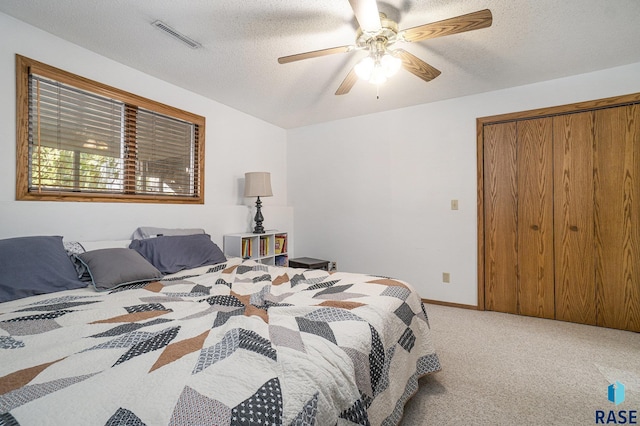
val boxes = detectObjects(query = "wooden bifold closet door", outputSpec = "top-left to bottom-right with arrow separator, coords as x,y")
484,118 -> 554,319
594,105 -> 640,331
479,95 -> 640,332
553,111 -> 596,325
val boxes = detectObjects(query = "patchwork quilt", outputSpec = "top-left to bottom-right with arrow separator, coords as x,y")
0,258 -> 440,425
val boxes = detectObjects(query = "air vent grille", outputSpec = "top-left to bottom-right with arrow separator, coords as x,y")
151,20 -> 202,49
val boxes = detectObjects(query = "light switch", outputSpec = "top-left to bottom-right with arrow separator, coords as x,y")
451,200 -> 459,210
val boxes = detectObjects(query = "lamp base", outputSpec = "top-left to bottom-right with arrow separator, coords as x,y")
252,196 -> 266,234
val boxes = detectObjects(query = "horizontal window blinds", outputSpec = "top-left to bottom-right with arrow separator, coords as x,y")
27,73 -> 200,198
29,75 -> 124,193
135,108 -> 197,196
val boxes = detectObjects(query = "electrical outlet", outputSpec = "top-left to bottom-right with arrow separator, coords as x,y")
443,272 -> 451,283
451,200 -> 459,210
328,261 -> 337,272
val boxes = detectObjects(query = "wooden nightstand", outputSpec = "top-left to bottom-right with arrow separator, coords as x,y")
288,257 -> 330,271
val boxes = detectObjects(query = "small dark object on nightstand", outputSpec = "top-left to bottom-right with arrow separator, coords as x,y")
288,257 -> 330,271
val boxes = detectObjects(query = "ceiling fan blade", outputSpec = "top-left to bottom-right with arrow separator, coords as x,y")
335,68 -> 358,95
278,45 -> 352,64
348,0 -> 382,32
396,49 -> 441,82
402,9 -> 492,43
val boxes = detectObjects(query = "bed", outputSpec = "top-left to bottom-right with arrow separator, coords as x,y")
0,233 -> 440,425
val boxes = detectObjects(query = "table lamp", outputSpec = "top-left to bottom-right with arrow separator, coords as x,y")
244,172 -> 273,234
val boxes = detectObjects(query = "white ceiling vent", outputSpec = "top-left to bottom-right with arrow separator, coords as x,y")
151,20 -> 202,49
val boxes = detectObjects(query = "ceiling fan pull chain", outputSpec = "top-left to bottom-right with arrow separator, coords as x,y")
376,84 -> 380,100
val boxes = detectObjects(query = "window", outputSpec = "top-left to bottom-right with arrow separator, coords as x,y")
16,55 -> 205,203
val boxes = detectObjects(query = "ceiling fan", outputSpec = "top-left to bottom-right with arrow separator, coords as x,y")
277,0 -> 492,95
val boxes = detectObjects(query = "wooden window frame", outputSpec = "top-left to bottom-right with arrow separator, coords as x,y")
15,55 -> 205,204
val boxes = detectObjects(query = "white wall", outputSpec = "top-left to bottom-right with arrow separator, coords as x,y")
0,12 -> 292,247
3,12 -> 639,306
287,62 -> 640,306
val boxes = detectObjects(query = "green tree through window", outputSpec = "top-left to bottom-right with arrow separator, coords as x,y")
31,147 -> 122,192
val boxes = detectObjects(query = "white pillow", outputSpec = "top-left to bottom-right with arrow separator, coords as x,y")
131,226 -> 205,240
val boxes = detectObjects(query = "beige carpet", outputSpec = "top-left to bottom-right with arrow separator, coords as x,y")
401,304 -> 640,425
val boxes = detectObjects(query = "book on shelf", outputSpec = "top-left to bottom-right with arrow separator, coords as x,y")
260,236 -> 269,256
241,238 -> 252,259
275,235 -> 287,254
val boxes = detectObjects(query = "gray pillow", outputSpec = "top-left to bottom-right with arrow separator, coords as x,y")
0,236 -> 86,303
129,234 -> 226,274
77,248 -> 163,291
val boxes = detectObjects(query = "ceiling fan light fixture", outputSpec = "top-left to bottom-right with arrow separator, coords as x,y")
381,52 -> 401,77
369,65 -> 387,85
354,56 -> 375,81
354,51 -> 400,85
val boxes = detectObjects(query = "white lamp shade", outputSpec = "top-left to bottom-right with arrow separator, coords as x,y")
244,172 -> 273,197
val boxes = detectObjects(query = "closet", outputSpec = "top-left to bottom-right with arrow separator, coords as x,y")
477,93 -> 640,332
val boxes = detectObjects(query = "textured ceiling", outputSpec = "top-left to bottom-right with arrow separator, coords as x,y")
2,0 -> 640,129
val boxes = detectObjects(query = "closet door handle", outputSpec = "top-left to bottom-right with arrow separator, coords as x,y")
530,225 -> 539,231
569,225 -> 578,232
